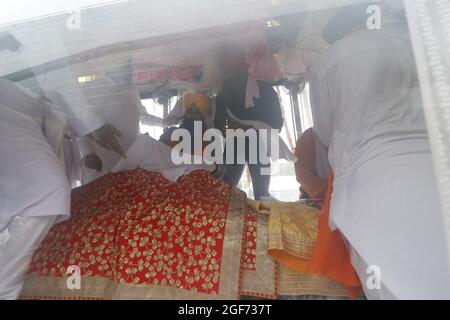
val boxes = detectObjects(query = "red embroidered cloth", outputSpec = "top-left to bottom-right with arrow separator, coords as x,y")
24,169 -> 251,298
21,168 -> 353,300
22,169 -> 274,299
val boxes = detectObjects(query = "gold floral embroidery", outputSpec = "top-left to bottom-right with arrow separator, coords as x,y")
28,169 -> 236,295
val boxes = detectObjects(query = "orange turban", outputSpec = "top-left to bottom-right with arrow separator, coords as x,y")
182,93 -> 209,116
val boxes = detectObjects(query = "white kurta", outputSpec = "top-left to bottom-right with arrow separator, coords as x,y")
309,24 -> 450,299
312,129 -> 329,179
0,79 -> 70,230
112,135 -> 215,182
36,68 -> 106,138
75,77 -> 142,184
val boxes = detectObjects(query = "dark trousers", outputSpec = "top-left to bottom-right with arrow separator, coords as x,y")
223,163 -> 271,200
222,134 -> 271,200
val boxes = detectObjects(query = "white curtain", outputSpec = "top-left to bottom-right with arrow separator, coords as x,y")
404,0 -> 450,266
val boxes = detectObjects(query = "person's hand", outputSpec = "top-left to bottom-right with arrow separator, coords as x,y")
89,123 -> 126,158
83,153 -> 103,172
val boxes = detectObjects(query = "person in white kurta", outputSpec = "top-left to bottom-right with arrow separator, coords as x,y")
0,79 -> 71,299
35,68 -> 131,186
75,76 -> 144,184
309,22 -> 450,299
38,68 -> 162,186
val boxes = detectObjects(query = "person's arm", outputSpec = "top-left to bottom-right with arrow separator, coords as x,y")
73,135 -> 101,171
141,113 -> 164,127
162,99 -> 184,126
37,70 -> 106,137
135,88 -> 164,127
295,128 -> 328,199
309,67 -> 334,148
50,77 -> 132,158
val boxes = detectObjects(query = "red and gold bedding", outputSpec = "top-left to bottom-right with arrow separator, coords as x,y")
22,169 -> 245,299
239,207 -> 277,299
20,168 -> 348,300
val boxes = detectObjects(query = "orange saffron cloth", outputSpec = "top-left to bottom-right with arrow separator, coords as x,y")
307,170 -> 362,298
294,128 -> 327,199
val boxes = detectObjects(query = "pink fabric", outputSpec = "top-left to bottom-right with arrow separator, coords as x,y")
245,37 -> 282,81
134,65 -> 202,82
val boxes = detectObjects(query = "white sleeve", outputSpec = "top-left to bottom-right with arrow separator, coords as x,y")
162,99 -> 183,126
140,114 -> 164,127
309,67 -> 333,148
137,93 -> 164,126
36,69 -> 105,137
76,135 -> 96,157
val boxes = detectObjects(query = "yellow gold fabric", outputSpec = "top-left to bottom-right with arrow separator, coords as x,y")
244,200 -> 348,297
247,200 -> 320,273
278,264 -> 348,297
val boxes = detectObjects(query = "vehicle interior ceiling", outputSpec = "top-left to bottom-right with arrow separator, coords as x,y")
14,8 -> 338,103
